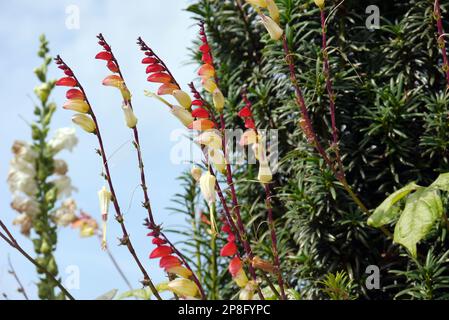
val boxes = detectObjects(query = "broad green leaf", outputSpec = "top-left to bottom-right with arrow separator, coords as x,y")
430,173 -> 449,192
95,289 -> 118,300
393,188 -> 443,257
368,182 -> 419,227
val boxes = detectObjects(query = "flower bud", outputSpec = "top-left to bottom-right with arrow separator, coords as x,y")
71,114 -> 96,133
171,106 -> 194,127
122,103 -> 138,128
258,162 -> 273,184
212,88 -> 225,113
251,256 -> 275,273
202,78 -> 218,93
173,90 -> 192,110
266,0 -> 280,23
63,99 -> 90,113
245,0 -> 267,7
166,278 -> 199,297
261,14 -> 283,41
191,166 -> 202,182
314,0 -> 325,10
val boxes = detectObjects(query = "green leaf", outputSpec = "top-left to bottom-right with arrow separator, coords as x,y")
393,188 -> 443,258
95,289 -> 118,300
429,173 -> 449,192
368,182 -> 419,227
117,288 -> 153,300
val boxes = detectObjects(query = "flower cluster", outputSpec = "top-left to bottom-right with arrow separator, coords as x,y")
145,222 -> 199,298
8,129 -> 79,235
245,0 -> 283,41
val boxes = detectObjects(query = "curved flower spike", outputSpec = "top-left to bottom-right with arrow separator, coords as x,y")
63,99 -> 90,113
71,114 -> 96,133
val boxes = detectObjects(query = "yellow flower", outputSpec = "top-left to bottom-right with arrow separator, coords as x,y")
191,166 -> 202,182
63,99 -> 90,113
171,106 -> 194,127
202,78 -> 218,93
314,0 -> 325,10
212,88 -> 225,113
173,90 -> 192,110
266,0 -> 280,23
208,148 -> 226,174
98,186 -> 112,249
71,114 -> 96,133
261,14 -> 283,41
167,266 -> 193,279
200,172 -> 216,205
234,269 -> 249,288
122,103 -> 138,128
166,278 -> 199,297
245,0 -> 268,8
196,130 -> 223,150
258,162 -> 273,184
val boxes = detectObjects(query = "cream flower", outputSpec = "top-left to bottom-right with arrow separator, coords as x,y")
7,170 -> 37,196
13,213 -> 33,236
48,127 -> 79,153
11,195 -> 40,217
52,175 -> 77,199
53,198 -> 77,227
11,141 -> 37,162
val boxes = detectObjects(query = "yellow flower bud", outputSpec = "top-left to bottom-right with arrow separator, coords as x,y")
122,103 -> 138,128
171,106 -> 194,127
166,278 -> 199,297
173,90 -> 192,110
261,14 -> 283,41
196,130 -> 223,150
245,0 -> 268,8
191,166 -> 202,182
314,0 -> 325,10
258,162 -> 273,184
234,269 -> 249,288
212,88 -> 225,113
266,0 -> 280,23
167,266 -> 193,279
63,99 -> 90,113
71,114 -> 96,133
202,78 -> 218,93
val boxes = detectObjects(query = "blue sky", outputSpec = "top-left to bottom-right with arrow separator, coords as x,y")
0,0 -> 201,299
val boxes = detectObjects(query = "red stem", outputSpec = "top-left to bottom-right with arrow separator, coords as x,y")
435,0 -> 449,87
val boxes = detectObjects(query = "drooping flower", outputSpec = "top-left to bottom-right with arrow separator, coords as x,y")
173,90 -> 192,110
212,88 -> 225,112
48,128 -> 79,153
121,103 -> 138,128
71,212 -> 98,237
98,186 -> 112,249
56,77 -> 77,87
251,256 -> 276,273
208,148 -> 226,174
191,107 -> 210,119
171,106 -> 194,127
199,172 -> 216,205
258,162 -> 273,184
202,78 -> 218,93
314,0 -> 325,10
166,278 -> 199,298
102,75 -> 131,101
167,266 -> 193,279
191,166 -> 202,182
220,241 -> 237,257
149,245 -> 173,259
260,13 -> 283,41
71,114 -> 96,133
159,255 -> 182,269
229,257 -> 249,288
63,99 -> 90,113
195,130 -> 223,150
239,129 -> 258,146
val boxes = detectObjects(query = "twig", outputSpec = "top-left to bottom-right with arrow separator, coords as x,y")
0,220 -> 74,300
7,255 -> 29,300
54,55 -> 162,300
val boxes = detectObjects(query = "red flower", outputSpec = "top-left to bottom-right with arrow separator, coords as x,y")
160,255 -> 182,269
238,106 -> 252,118
152,237 -> 167,245
147,73 -> 172,84
141,57 -> 158,64
95,51 -> 113,61
66,89 -> 84,100
227,233 -> 236,242
244,118 -> 256,129
146,64 -> 165,74
221,224 -> 231,233
199,44 -> 210,53
107,61 -> 119,73
228,257 -> 243,277
149,245 -> 173,259
220,241 -> 237,257
56,77 -> 77,87
191,100 -> 204,107
191,107 -> 210,119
